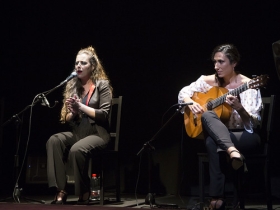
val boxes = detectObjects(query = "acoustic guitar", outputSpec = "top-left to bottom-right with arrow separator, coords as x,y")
184,75 -> 269,139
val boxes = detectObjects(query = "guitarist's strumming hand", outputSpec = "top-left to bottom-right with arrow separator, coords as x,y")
187,100 -> 204,114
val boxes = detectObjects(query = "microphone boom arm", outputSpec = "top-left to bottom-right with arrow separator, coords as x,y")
2,72 -> 77,127
136,102 -> 192,156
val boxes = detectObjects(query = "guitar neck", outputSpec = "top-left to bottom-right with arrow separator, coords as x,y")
207,82 -> 248,110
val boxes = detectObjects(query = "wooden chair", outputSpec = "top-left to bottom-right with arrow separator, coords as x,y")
93,96 -> 122,205
197,95 -> 275,210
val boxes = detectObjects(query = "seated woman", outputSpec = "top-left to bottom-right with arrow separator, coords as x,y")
46,46 -> 112,205
178,44 -> 262,209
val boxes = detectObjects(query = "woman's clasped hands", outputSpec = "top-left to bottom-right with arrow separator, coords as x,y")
65,94 -> 81,115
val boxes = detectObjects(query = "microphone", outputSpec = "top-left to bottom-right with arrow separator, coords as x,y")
60,71 -> 77,85
40,94 -> 50,107
176,102 -> 193,106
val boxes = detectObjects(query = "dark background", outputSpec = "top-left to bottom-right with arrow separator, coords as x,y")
1,1 -> 280,198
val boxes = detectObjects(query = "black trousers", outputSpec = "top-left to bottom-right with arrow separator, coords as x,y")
46,132 -> 107,196
201,111 -> 261,197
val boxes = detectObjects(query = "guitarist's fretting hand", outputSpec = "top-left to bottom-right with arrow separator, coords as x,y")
226,94 -> 251,127
225,94 -> 242,111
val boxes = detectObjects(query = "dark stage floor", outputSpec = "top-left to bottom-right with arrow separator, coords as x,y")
0,190 -> 280,210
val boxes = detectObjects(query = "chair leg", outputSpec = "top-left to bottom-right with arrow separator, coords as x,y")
199,156 -> 205,210
99,159 -> 105,205
265,155 -> 272,210
115,165 -> 121,202
236,170 -> 245,209
99,187 -> 104,205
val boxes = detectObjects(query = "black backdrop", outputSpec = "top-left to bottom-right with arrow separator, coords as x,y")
1,1 -> 280,197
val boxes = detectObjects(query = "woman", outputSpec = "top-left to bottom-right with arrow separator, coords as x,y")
46,46 -> 112,204
178,44 -> 262,209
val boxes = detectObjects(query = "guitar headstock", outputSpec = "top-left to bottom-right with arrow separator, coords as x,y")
248,74 -> 269,89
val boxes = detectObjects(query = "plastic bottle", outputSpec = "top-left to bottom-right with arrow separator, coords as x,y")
90,173 -> 100,200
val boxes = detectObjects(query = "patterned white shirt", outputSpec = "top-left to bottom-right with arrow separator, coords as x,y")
178,75 -> 262,133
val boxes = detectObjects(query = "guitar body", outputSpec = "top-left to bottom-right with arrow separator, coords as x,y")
184,86 -> 232,139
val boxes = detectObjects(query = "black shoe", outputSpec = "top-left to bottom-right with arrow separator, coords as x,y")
77,192 -> 90,205
229,150 -> 248,172
77,199 -> 90,205
51,190 -> 67,204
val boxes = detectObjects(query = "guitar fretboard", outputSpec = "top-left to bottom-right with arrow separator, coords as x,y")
207,82 -> 249,110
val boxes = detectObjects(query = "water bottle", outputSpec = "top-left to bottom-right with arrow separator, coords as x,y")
90,173 -> 100,200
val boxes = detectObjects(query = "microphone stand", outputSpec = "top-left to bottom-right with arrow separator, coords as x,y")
136,103 -> 192,208
0,78 -> 71,204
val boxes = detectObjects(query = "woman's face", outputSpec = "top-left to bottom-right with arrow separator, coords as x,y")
213,52 -> 236,78
75,53 -> 94,81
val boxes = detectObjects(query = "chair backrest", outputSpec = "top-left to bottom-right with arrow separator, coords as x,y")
108,96 -> 122,151
259,95 -> 275,143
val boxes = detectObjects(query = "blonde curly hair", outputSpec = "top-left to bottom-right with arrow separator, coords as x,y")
60,46 -> 112,123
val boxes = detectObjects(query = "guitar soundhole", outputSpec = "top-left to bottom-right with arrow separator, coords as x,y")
193,115 -> 197,126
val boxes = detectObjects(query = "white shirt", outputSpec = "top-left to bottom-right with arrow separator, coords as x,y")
178,75 -> 262,133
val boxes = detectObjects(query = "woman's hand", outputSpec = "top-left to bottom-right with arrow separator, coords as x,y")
65,94 -> 81,115
225,94 -> 242,111
226,94 -> 252,127
188,101 -> 204,114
